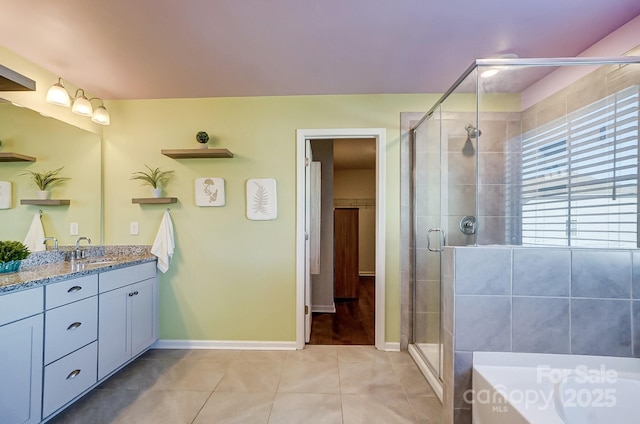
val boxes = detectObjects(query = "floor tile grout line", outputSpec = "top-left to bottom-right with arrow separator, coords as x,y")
265,353 -> 288,424
188,389 -> 216,424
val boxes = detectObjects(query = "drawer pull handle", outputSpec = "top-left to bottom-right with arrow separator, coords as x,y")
66,369 -> 81,380
67,322 -> 82,330
67,286 -> 83,293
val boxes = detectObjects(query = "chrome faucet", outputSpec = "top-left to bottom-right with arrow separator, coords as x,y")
74,237 -> 92,259
43,237 -> 58,250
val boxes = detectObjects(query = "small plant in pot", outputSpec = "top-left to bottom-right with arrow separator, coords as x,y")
0,240 -> 30,273
21,166 -> 70,199
131,165 -> 174,198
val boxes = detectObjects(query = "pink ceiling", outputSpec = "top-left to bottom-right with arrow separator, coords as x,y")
0,0 -> 638,100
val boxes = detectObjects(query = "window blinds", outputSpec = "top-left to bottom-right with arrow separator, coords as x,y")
520,85 -> 639,247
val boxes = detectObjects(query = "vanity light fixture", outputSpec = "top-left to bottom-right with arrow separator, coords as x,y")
45,78 -> 71,107
91,102 -> 110,125
71,89 -> 92,116
45,78 -> 111,125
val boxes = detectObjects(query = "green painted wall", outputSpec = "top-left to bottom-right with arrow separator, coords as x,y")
102,94 -> 440,343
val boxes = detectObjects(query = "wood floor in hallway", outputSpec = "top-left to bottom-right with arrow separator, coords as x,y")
309,276 -> 375,345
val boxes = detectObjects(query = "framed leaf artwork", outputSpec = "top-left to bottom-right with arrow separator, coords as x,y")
195,177 -> 225,206
246,178 -> 277,220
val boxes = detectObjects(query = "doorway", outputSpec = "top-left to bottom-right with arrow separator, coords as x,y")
295,128 -> 386,351
309,138 -> 376,345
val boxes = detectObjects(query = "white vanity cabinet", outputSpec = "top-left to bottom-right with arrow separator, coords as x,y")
42,274 -> 98,419
0,288 -> 44,424
98,262 -> 157,380
0,259 -> 157,423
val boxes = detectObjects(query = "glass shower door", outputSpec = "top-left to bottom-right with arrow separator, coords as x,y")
412,106 -> 443,378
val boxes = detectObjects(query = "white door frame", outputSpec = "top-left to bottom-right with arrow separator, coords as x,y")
295,128 -> 386,350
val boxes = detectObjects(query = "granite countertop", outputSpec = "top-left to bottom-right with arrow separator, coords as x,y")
0,245 -> 157,295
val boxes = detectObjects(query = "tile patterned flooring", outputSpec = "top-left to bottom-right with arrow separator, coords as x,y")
48,345 -> 442,424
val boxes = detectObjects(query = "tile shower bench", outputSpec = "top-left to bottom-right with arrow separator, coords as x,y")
0,250 -> 157,424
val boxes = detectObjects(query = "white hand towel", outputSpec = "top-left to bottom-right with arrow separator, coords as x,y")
151,210 -> 175,273
0,181 -> 11,209
23,212 -> 46,252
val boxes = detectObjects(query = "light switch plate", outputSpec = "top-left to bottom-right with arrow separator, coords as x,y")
70,222 -> 78,236
130,221 -> 139,236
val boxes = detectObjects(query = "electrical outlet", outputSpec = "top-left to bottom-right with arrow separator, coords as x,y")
130,221 -> 139,236
70,222 -> 79,236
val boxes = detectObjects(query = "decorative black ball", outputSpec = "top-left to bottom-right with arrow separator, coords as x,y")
196,131 -> 209,144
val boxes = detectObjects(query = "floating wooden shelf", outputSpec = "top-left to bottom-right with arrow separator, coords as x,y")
0,152 -> 36,162
20,199 -> 70,206
132,197 -> 178,204
161,148 -> 233,159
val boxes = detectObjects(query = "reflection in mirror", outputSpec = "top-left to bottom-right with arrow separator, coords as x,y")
0,99 -> 101,247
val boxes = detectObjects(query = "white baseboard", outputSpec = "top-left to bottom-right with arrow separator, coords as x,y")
384,342 -> 400,351
152,339 -> 298,350
311,304 -> 336,313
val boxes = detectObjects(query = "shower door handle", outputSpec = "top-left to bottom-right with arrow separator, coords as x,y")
427,228 -> 446,252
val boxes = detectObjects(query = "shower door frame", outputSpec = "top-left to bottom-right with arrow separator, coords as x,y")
409,109 -> 445,383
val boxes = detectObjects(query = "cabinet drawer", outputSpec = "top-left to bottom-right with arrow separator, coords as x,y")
0,287 -> 43,326
45,296 -> 98,364
99,261 -> 156,293
46,275 -> 98,310
43,341 -> 97,418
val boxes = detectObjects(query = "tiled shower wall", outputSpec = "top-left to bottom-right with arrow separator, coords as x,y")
442,246 -> 640,424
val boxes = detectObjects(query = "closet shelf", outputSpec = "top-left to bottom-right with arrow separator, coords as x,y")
161,148 -> 233,159
132,197 -> 178,204
0,152 -> 36,162
20,199 -> 70,206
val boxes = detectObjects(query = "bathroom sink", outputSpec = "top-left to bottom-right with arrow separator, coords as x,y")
86,258 -> 119,265
69,257 -> 121,271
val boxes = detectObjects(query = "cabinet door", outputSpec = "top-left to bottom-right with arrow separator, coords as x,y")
130,278 -> 157,358
98,285 -> 130,380
0,314 -> 43,424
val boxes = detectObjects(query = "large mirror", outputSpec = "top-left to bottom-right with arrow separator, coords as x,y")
0,99 -> 102,247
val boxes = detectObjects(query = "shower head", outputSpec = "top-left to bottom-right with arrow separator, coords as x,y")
465,124 -> 481,139
462,123 -> 479,156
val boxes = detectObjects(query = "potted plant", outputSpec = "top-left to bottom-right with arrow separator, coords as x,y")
0,240 -> 30,273
196,131 -> 209,149
131,165 -> 174,198
21,166 -> 70,199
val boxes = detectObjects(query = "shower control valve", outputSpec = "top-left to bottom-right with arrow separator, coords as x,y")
459,216 -> 476,235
